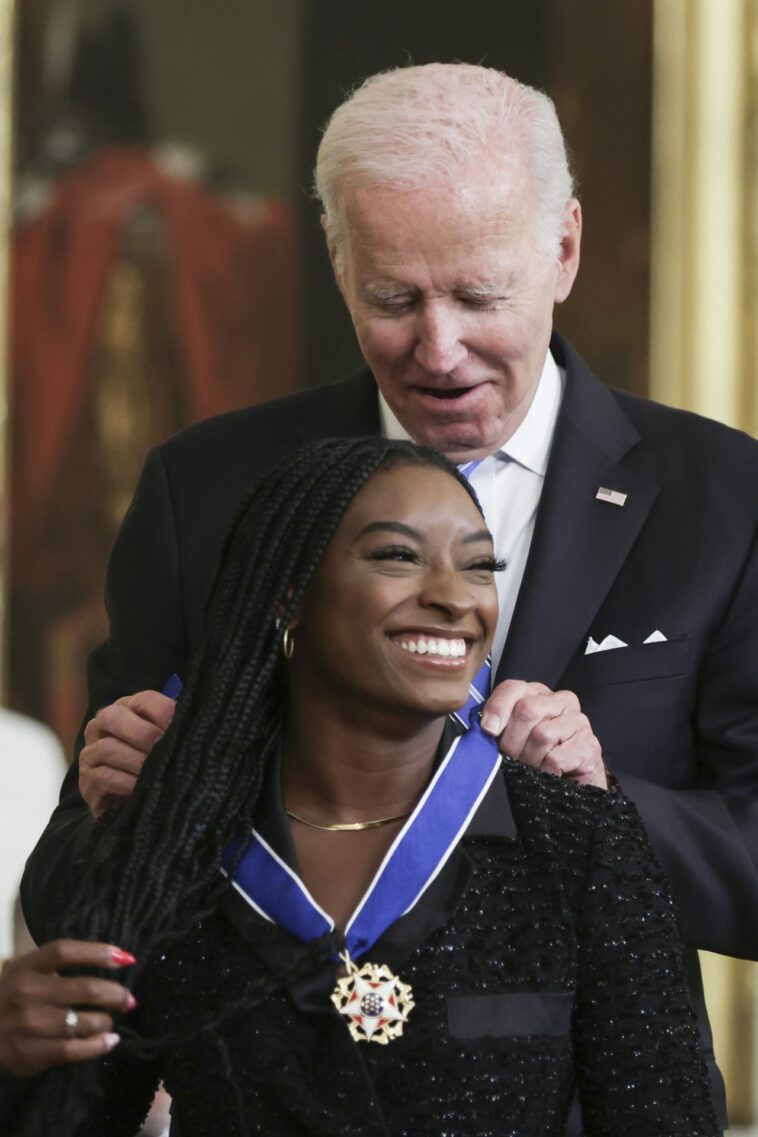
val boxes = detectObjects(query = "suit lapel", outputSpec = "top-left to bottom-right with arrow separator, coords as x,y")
496,336 -> 659,688
295,366 -> 380,442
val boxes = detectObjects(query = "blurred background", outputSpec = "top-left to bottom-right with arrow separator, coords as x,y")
0,0 -> 755,1128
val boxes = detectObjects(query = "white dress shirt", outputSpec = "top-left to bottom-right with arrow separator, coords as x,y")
379,351 -> 565,670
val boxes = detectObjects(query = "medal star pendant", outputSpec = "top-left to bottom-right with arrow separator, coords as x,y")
332,953 -> 415,1044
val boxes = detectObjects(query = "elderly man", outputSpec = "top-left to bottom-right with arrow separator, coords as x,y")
22,63 -> 758,1131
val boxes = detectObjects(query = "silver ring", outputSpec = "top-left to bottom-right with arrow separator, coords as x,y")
64,1008 -> 79,1038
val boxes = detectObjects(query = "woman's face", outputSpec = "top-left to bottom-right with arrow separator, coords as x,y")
291,463 -> 499,722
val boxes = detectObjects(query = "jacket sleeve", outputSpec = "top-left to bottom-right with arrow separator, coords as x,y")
615,520 -> 758,961
81,1050 -> 162,1137
20,446 -> 190,943
573,789 -> 720,1137
0,1068 -> 38,1136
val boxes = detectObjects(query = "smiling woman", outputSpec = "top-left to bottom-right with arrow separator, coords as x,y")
0,437 -> 718,1137
288,463 -> 499,725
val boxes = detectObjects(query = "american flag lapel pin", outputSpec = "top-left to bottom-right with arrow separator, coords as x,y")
595,486 -> 628,507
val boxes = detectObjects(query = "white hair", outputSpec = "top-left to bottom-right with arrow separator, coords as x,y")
314,62 -> 575,268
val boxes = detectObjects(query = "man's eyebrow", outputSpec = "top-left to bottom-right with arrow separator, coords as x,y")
364,284 -> 416,301
357,521 -> 494,545
456,283 -> 503,297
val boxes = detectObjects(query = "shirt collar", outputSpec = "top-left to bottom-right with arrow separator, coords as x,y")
378,388 -> 413,442
500,351 -> 563,476
377,349 -> 564,476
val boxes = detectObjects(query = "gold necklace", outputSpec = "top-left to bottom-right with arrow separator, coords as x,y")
286,808 -> 412,832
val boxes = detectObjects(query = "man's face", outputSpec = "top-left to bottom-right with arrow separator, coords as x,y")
331,167 -> 581,461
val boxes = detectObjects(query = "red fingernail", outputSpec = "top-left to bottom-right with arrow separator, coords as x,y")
125,992 -> 138,1011
110,948 -> 137,966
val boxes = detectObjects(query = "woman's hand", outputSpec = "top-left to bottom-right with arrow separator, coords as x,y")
0,940 -> 136,1077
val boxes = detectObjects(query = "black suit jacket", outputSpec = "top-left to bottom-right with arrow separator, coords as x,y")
21,333 -> 758,1125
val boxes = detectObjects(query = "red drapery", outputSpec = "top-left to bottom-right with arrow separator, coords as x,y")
11,146 -> 300,586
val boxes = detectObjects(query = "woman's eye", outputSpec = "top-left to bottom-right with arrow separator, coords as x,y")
370,546 -> 420,564
466,557 -> 507,574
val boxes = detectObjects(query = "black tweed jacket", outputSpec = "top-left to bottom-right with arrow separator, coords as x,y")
3,760 -> 719,1136
92,759 -> 719,1137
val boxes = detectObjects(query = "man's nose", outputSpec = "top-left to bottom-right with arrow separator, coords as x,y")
413,305 -> 467,375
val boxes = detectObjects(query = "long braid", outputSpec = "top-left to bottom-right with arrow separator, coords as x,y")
19,437 -> 481,1135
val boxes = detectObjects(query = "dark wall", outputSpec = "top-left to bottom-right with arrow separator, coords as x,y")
550,0 -> 653,397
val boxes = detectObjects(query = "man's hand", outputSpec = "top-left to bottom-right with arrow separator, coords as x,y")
480,679 -> 607,789
0,940 -> 135,1077
80,691 -> 176,817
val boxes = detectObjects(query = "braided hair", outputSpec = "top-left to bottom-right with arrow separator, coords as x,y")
19,436 -> 481,1136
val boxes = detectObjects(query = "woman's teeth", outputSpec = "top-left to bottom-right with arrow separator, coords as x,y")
396,637 -> 466,658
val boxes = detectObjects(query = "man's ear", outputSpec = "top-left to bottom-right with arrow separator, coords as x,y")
554,199 -> 582,305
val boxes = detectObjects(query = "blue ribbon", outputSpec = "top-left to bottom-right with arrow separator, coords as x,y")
163,672 -> 501,961
227,715 -> 501,961
162,673 -> 183,700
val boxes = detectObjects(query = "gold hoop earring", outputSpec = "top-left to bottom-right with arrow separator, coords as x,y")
282,626 -> 295,660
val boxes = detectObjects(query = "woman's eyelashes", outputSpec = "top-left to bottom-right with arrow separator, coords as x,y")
466,556 -> 507,575
368,544 -> 422,564
366,546 -> 506,574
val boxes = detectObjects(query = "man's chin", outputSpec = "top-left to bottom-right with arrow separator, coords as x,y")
411,425 -> 497,462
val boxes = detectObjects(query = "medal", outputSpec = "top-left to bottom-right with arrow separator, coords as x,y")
332,951 -> 415,1044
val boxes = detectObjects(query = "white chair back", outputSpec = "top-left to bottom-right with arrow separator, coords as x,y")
0,708 -> 65,957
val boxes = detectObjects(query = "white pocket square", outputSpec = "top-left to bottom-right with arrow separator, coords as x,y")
585,634 -> 628,655
585,630 -> 668,655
